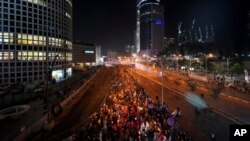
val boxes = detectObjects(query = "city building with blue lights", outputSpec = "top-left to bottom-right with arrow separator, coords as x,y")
136,0 -> 164,56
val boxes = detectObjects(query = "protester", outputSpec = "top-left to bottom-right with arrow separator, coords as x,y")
73,66 -> 191,141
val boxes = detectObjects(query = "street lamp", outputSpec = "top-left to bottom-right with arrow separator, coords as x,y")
174,54 -> 182,71
160,55 -> 166,106
205,53 -> 213,81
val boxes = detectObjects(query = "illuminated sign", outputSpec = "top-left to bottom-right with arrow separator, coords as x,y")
52,69 -> 64,82
84,50 -> 95,54
155,19 -> 164,25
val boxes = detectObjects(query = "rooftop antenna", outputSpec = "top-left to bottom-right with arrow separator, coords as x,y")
178,21 -> 182,34
199,27 -> 203,42
205,25 -> 209,40
190,18 -> 196,41
191,18 -> 195,29
195,29 -> 198,41
211,25 -> 215,40
178,21 -> 182,45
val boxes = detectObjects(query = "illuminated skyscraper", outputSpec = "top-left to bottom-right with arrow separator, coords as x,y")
136,0 -> 164,56
247,10 -> 250,54
0,0 -> 73,84
247,11 -> 250,43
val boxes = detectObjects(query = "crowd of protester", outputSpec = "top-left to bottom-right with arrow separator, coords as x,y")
74,66 -> 192,141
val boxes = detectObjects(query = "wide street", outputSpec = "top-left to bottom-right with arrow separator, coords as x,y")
33,67 -> 114,140
30,65 -> 250,141
132,65 -> 250,141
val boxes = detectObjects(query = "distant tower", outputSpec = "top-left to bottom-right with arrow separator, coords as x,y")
247,11 -> 250,43
194,29 -> 198,41
247,11 -> 250,53
190,19 -> 195,41
178,21 -> 182,45
137,0 -> 165,56
199,27 -> 203,42
210,25 -> 215,41
135,1 -> 141,53
205,25 -> 209,41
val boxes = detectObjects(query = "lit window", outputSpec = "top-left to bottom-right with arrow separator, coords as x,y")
22,34 -> 28,39
33,40 -> 39,45
65,0 -> 72,7
34,35 -> 38,40
66,12 -> 72,19
28,35 -> 33,40
26,0 -> 47,7
0,52 -> 14,60
0,32 -> 14,44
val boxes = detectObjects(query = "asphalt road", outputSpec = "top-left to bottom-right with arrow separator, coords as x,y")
154,69 -> 250,124
31,65 -> 249,141
132,68 -> 250,141
35,67 -> 114,141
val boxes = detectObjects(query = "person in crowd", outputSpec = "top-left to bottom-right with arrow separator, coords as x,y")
73,66 -> 191,141
171,107 -> 181,118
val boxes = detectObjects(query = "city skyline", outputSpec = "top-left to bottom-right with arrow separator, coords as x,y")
73,0 -> 249,55
1,1 -> 250,140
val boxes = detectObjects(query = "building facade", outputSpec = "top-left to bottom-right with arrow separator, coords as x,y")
247,11 -> 250,54
72,42 -> 98,68
136,0 -> 164,56
0,0 -> 73,84
95,45 -> 102,65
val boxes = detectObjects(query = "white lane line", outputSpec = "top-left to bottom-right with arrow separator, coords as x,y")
134,70 -> 248,124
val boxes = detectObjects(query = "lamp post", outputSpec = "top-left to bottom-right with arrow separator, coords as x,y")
160,55 -> 166,106
206,56 -> 208,80
176,55 -> 179,71
174,54 -> 182,71
205,53 -> 213,81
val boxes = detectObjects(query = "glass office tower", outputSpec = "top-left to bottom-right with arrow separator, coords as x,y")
137,0 -> 164,56
0,0 -> 73,84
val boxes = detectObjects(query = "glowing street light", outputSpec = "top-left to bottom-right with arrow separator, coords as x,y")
205,53 -> 213,80
174,54 -> 182,71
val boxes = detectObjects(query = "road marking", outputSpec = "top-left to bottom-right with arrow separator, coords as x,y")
134,70 -> 248,124
220,93 -> 250,104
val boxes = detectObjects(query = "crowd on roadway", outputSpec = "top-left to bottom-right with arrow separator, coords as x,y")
73,66 -> 192,141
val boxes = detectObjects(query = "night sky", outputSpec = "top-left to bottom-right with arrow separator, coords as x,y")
73,0 -> 249,55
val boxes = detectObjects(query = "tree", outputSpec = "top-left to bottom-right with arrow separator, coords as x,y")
229,61 -> 244,74
178,58 -> 189,68
191,61 -> 201,69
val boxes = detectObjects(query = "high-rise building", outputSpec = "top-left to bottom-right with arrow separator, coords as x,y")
247,11 -> 250,44
0,0 -> 73,84
135,4 -> 140,53
136,0 -> 164,56
125,45 -> 135,55
95,45 -> 102,65
72,42 -> 97,68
